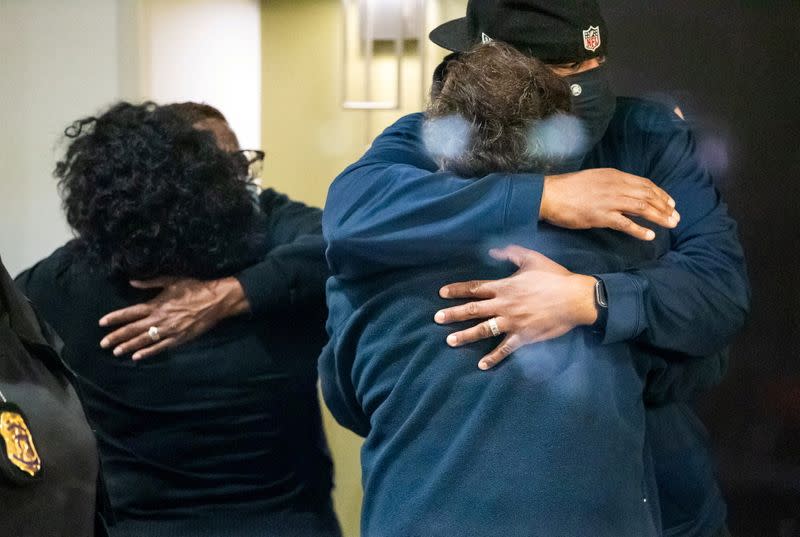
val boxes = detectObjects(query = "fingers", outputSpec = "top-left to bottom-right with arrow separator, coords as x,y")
439,280 -> 495,300
617,196 -> 680,229
487,245 -> 537,268
490,245 -> 569,275
100,318 -> 161,352
636,185 -> 676,220
132,338 -> 178,361
611,172 -> 680,230
445,317 -> 505,347
607,213 -> 657,241
477,329 -> 565,370
99,304 -> 152,327
620,172 -> 675,208
478,334 -> 522,370
435,299 -> 499,324
129,277 -> 176,289
108,331 -> 160,357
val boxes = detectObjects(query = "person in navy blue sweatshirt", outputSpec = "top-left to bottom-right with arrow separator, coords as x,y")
320,1 -> 749,536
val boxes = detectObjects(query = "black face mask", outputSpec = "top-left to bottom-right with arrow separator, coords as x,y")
564,64 -> 616,151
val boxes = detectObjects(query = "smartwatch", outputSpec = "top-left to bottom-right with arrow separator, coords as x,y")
592,277 -> 608,333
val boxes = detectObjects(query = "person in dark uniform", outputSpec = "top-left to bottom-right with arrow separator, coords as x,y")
0,256 -> 111,537
319,1 -> 748,536
16,102 -> 340,537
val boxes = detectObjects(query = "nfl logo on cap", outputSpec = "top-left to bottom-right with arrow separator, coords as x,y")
582,26 -> 601,52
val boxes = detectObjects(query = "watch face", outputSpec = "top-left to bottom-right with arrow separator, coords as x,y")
595,279 -> 608,309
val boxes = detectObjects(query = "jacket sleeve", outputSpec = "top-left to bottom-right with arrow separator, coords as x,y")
235,189 -> 328,315
323,114 -> 545,280
598,112 -> 750,357
643,349 -> 729,405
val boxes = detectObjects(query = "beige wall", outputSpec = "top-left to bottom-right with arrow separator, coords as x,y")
137,0 -> 262,148
0,0 -> 262,275
261,1 -> 465,534
0,0 -> 140,276
261,0 -> 466,205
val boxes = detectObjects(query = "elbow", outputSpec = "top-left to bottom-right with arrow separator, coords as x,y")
729,273 -> 752,334
711,264 -> 751,342
706,291 -> 749,354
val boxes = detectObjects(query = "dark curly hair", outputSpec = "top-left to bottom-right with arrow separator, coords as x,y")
56,101 -> 262,280
163,102 -> 227,124
426,41 -> 572,177
163,102 -> 242,152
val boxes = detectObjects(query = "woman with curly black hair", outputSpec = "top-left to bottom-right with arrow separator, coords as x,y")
56,101 -> 261,280
16,102 -> 340,537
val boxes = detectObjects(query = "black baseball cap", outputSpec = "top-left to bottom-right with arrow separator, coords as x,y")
429,0 -> 608,64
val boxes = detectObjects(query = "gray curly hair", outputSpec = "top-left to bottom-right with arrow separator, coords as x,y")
425,41 -> 572,177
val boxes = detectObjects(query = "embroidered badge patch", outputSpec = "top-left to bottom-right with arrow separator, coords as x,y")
582,26 -> 601,52
1,410 -> 41,477
481,32 -> 493,44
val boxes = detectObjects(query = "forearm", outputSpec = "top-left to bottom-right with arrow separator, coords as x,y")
598,120 -> 750,357
327,115 -> 678,280
211,276 -> 251,318
599,213 -> 749,356
236,189 -> 329,315
324,114 -> 546,279
236,235 -> 328,315
325,164 -> 544,278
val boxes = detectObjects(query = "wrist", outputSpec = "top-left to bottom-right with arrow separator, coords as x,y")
540,175 -> 554,222
570,274 -> 599,326
214,277 -> 251,318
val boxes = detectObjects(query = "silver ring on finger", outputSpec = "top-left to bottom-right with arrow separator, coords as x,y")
487,318 -> 501,337
147,326 -> 161,342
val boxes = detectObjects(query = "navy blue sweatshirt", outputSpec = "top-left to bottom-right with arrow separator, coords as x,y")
320,99 -> 749,536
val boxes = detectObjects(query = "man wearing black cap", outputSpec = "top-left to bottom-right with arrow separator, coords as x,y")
428,3 -> 744,537
320,1 -> 747,536
429,0 -> 616,155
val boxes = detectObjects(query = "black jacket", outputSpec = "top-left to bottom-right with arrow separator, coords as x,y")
0,256 -> 113,537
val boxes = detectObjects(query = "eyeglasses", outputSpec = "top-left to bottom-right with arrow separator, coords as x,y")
233,149 -> 265,184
